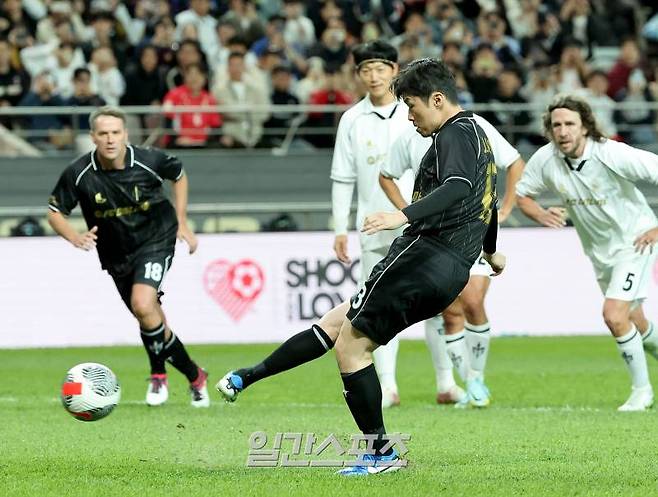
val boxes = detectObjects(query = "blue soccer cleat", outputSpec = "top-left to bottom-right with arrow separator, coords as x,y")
215,371 -> 244,402
337,451 -> 404,476
455,377 -> 491,409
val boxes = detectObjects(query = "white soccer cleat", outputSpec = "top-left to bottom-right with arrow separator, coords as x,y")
216,371 -> 244,402
190,367 -> 210,408
436,385 -> 467,404
381,388 -> 400,408
146,374 -> 169,406
617,385 -> 654,412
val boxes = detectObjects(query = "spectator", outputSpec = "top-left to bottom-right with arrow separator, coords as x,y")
20,40 -> 86,98
163,62 -> 222,147
213,51 -> 270,148
0,0 -> 38,50
521,6 -> 562,65
175,0 -> 217,58
296,56 -> 326,103
305,66 -> 353,148
263,64 -> 301,146
474,10 -> 523,67
146,16 -> 177,69
18,71 -> 69,149
307,18 -> 349,73
219,0 -> 265,47
165,39 -> 206,90
88,46 -> 126,105
283,0 -> 316,52
466,43 -> 502,102
614,69 -> 657,145
607,37 -> 644,99
557,0 -> 615,57
0,38 -> 30,129
482,66 -> 532,144
35,1 -> 89,45
66,67 -> 106,153
575,70 -> 618,138
392,11 -> 440,59
211,35 -> 267,97
425,0 -> 474,44
81,11 -> 129,71
554,39 -> 589,93
521,61 -> 557,139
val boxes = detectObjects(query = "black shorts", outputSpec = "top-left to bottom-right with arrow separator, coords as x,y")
108,248 -> 175,310
346,234 -> 470,345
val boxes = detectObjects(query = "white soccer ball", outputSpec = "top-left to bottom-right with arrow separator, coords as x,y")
61,363 -> 121,422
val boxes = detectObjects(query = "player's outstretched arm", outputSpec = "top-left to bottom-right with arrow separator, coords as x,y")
171,172 -> 198,254
517,195 -> 567,228
47,210 -> 97,251
379,174 -> 408,210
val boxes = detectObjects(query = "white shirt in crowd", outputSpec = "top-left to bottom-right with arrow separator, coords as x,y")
516,138 -> 658,268
330,95 -> 415,252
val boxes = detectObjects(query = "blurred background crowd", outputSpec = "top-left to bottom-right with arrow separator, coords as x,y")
1,0 -> 658,152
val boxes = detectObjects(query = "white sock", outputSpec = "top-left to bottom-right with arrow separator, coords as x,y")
615,326 -> 650,389
373,336 -> 399,392
641,321 -> 658,359
424,315 -> 456,393
445,330 -> 469,383
466,321 -> 491,380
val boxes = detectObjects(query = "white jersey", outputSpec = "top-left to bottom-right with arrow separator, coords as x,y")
381,113 -> 521,182
516,138 -> 658,268
330,95 -> 415,251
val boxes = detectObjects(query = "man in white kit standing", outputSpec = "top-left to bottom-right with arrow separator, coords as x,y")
516,95 -> 658,411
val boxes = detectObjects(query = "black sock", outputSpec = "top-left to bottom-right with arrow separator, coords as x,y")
140,323 -> 166,374
236,325 -> 333,389
341,363 -> 392,456
163,331 -> 199,382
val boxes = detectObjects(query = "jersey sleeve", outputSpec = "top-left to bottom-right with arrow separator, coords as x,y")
330,113 -> 356,183
475,115 -> 520,169
48,166 -> 79,216
435,124 -> 478,187
381,130 -> 413,179
600,139 -> 658,185
515,150 -> 547,197
152,148 -> 184,181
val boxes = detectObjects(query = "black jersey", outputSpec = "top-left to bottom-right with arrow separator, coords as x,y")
48,145 -> 183,270
404,111 -> 497,265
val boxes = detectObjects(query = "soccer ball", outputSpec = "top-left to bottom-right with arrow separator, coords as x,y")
61,363 -> 121,422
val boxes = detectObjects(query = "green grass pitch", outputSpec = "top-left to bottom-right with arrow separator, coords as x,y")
1,336 -> 658,497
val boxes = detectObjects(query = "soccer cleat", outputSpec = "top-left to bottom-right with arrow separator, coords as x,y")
617,385 -> 654,412
381,388 -> 401,408
216,371 -> 244,402
146,373 -> 168,406
189,367 -> 210,408
455,377 -> 491,409
337,451 -> 403,476
437,385 -> 467,404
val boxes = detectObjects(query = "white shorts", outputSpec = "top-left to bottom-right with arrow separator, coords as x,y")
595,249 -> 657,304
469,253 -> 492,278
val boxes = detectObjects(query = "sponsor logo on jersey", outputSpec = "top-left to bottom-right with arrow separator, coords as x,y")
95,192 -> 107,204
94,201 -> 150,218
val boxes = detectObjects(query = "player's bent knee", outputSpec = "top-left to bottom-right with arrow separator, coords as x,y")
317,301 -> 350,343
131,296 -> 158,319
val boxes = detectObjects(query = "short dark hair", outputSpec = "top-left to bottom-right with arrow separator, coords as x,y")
542,94 -> 606,142
73,67 -> 91,80
352,40 -> 397,69
392,58 -> 458,103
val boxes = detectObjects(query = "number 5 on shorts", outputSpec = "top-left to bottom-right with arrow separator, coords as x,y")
623,272 -> 635,291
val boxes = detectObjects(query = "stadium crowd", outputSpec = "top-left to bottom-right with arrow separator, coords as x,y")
1,0 -> 658,151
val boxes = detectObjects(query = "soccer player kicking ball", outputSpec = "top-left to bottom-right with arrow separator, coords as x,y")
379,117 -> 524,408
516,95 -> 658,411
219,59 -> 505,474
48,106 -> 210,408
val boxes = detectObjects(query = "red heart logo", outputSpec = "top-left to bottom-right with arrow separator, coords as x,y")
203,259 -> 265,321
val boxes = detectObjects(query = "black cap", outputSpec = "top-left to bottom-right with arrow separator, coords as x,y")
352,40 -> 397,69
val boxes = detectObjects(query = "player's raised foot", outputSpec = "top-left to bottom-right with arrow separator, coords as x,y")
216,371 -> 244,402
337,451 -> 403,476
382,388 -> 401,408
617,385 -> 654,412
189,367 -> 210,408
146,373 -> 168,406
455,377 -> 490,409
437,385 -> 466,405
